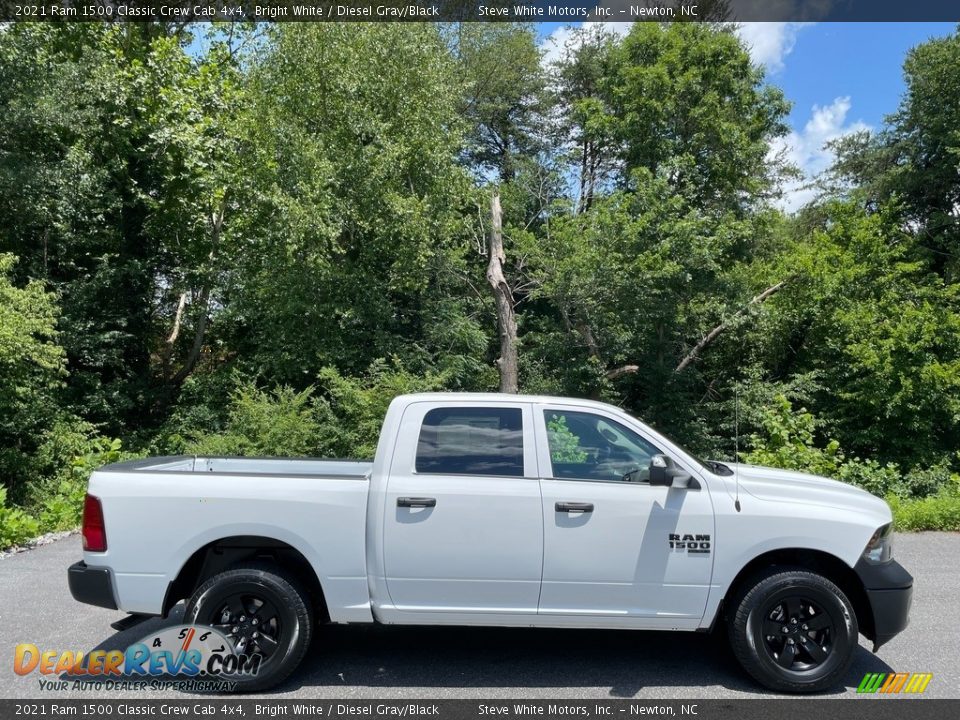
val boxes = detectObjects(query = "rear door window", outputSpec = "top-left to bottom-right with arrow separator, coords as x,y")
416,407 -> 524,477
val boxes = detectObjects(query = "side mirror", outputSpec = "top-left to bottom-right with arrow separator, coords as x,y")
649,454 -> 695,489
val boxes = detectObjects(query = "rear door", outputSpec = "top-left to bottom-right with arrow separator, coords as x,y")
535,404 -> 715,624
382,401 -> 543,614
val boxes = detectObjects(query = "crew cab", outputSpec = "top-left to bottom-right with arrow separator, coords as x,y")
68,393 -> 913,692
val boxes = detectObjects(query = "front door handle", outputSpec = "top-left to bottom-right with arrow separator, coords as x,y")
556,501 -> 594,513
398,497 -> 437,508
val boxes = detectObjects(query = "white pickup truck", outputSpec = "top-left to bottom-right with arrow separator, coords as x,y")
69,393 -> 912,693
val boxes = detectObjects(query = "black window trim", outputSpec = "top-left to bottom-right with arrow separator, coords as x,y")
543,475 -> 663,486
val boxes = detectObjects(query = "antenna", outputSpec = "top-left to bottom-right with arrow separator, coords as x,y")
734,386 -> 741,512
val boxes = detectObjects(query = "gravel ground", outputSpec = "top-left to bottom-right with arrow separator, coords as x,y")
0,529 -> 77,560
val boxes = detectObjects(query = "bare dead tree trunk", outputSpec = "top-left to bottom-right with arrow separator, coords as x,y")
486,189 -> 519,393
574,319 -> 602,362
170,202 -> 225,387
160,291 -> 188,375
171,284 -> 211,387
675,280 -> 787,374
605,364 -> 639,380
166,292 -> 188,347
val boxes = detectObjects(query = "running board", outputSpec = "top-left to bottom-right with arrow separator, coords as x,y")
110,613 -> 151,632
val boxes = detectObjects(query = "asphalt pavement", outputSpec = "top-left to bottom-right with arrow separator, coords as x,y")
1,532 -> 956,700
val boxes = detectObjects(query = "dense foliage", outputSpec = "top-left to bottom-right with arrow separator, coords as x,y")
1,22 -> 959,544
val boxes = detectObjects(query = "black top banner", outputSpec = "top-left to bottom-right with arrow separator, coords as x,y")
1,0 -> 958,22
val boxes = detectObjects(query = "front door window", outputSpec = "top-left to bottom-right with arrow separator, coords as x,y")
544,409 -> 661,483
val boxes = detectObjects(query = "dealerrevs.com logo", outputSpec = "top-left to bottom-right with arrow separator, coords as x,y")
14,625 -> 262,691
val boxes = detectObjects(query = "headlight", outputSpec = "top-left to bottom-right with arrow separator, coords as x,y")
863,522 -> 893,563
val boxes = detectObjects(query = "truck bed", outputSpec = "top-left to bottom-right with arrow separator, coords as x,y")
99,455 -> 373,478
86,455 -> 374,621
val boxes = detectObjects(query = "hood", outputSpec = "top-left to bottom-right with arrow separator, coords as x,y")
722,463 -> 892,521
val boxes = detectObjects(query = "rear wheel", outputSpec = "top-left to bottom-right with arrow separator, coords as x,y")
728,567 -> 857,693
184,562 -> 312,691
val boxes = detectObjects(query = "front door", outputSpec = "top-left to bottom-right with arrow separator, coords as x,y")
535,405 -> 715,623
382,401 -> 543,614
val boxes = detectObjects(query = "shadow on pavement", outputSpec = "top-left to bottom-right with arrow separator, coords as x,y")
77,611 -> 892,698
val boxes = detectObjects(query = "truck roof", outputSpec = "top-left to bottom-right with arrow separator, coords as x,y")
395,392 -> 629,415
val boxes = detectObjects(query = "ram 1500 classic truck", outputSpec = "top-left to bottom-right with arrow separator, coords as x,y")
68,393 -> 912,692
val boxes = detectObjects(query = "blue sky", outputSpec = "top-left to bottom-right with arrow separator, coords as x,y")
538,22 -> 957,209
777,23 -> 954,128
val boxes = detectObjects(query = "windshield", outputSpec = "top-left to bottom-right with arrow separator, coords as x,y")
620,411 -> 731,476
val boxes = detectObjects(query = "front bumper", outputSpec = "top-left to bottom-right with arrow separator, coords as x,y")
68,561 -> 118,610
854,558 -> 913,650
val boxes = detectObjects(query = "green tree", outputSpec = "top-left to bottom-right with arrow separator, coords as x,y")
450,22 -> 548,181
546,414 -> 588,463
0,254 -> 66,493
603,23 -> 791,213
0,24 -> 247,430
221,24 -> 488,391
828,29 -> 960,281
515,23 -> 792,449
763,203 -> 960,467
550,25 -> 620,213
888,32 -> 960,276
184,383 -> 331,458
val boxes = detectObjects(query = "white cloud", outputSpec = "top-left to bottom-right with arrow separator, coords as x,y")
772,97 -> 871,212
735,22 -> 813,73
544,21 -> 810,74
544,22 -> 810,75
541,26 -> 576,68
540,22 -> 633,69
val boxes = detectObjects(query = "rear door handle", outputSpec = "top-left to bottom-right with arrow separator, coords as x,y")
398,497 -> 437,508
556,501 -> 594,513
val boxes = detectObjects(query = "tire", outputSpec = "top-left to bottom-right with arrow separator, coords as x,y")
727,567 -> 858,693
184,562 -> 313,692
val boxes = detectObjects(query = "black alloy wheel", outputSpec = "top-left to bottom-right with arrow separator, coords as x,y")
184,562 -> 313,691
728,567 -> 858,693
204,586 -> 284,661
760,595 -> 835,671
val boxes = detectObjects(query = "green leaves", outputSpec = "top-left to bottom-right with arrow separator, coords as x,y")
0,23 -> 959,540
766,202 -> 960,466
452,22 -> 547,180
604,23 -> 791,212
743,394 -> 903,498
0,253 -> 66,491
0,486 -> 39,549
546,414 -> 588,464
185,384 -> 329,459
178,361 -> 450,461
220,24 -> 481,386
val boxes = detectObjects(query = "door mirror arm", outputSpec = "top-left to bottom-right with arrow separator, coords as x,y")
649,454 -> 699,489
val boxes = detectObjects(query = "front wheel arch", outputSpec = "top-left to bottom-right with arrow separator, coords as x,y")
719,548 -> 873,641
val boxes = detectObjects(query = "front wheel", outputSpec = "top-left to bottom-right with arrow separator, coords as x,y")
728,567 -> 858,693
184,562 -> 313,692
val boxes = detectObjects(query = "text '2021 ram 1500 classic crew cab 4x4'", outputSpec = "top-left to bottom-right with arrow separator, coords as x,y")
68,393 -> 912,692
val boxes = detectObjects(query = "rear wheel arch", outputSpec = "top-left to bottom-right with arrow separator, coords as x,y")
163,535 -> 328,623
720,548 -> 873,641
